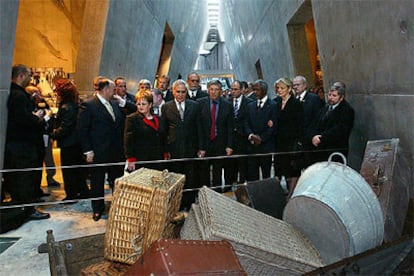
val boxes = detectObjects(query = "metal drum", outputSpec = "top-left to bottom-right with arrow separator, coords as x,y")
283,152 -> 384,264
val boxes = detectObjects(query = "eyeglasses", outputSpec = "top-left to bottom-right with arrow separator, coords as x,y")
175,90 -> 187,94
190,79 -> 200,82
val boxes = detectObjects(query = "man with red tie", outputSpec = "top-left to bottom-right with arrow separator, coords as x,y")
197,80 -> 234,190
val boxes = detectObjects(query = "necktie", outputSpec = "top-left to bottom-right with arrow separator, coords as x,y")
104,102 -> 116,121
329,105 -> 333,111
210,101 -> 217,140
234,98 -> 239,117
257,100 -> 262,109
178,102 -> 184,121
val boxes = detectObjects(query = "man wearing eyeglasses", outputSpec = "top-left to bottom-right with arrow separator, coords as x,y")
186,72 -> 208,100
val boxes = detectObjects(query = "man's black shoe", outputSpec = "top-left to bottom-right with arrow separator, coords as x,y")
41,192 -> 51,197
28,210 -> 50,220
92,212 -> 102,221
47,180 -> 61,187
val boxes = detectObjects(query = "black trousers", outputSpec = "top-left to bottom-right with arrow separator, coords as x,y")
60,145 -> 89,199
3,142 -> 43,204
199,139 -> 226,189
89,162 -> 123,214
168,157 -> 199,211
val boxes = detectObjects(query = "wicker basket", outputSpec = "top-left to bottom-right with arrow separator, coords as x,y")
104,168 -> 185,264
181,186 -> 324,275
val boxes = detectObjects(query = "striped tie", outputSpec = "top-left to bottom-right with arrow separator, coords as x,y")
234,99 -> 238,117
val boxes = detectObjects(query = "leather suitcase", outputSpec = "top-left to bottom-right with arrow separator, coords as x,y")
125,239 -> 246,275
360,138 -> 410,242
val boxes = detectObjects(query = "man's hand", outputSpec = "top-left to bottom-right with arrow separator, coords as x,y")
225,147 -> 233,156
312,135 -> 322,147
33,109 -> 45,119
113,94 -> 126,107
126,160 -> 135,172
85,151 -> 94,163
198,150 -> 206,158
250,134 -> 262,145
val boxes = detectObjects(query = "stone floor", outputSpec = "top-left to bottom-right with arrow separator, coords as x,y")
0,148 -> 110,275
0,185 -> 110,275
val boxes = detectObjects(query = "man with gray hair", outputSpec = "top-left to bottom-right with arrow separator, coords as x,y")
308,81 -> 354,163
293,75 -> 324,139
161,79 -> 201,210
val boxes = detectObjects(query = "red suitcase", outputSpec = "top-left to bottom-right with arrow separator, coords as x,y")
125,239 -> 247,275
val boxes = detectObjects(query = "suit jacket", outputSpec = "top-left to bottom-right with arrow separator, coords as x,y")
124,113 -> 166,161
187,88 -> 208,101
245,98 -> 278,153
51,101 -> 80,148
162,89 -> 174,102
300,91 -> 324,137
125,92 -> 136,103
78,95 -> 125,163
309,99 -> 355,150
112,95 -> 137,116
197,97 -> 234,153
6,82 -> 45,148
246,92 -> 257,101
231,96 -> 253,153
161,100 -> 200,158
274,96 -> 303,152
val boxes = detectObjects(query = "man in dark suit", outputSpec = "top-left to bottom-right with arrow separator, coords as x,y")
114,76 -> 137,115
293,76 -> 324,168
293,76 -> 324,139
245,80 -> 278,181
2,64 -> 50,221
78,78 -> 125,221
308,81 -> 354,163
197,80 -> 234,190
224,80 -> 253,187
157,74 -> 174,102
161,79 -> 201,210
186,72 -> 208,100
244,81 -> 257,101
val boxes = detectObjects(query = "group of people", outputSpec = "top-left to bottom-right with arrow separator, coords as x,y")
1,64 -> 355,224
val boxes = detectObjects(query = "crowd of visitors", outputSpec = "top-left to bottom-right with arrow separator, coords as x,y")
1,64 -> 355,223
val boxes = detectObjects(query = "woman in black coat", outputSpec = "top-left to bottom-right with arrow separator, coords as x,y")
50,79 -> 88,201
124,90 -> 167,172
274,77 -> 304,197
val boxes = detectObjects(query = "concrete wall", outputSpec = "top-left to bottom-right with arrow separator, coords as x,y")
222,0 -> 414,197
0,0 -> 20,195
312,0 -> 414,197
78,0 -> 207,93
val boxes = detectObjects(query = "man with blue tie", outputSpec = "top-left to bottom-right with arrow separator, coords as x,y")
224,80 -> 253,187
245,80 -> 278,181
197,80 -> 234,190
